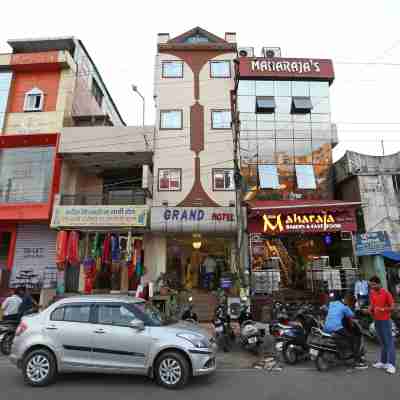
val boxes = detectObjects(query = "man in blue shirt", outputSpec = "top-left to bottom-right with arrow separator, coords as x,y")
324,291 -> 367,369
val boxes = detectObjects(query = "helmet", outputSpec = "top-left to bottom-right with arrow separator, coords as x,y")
329,290 -> 343,302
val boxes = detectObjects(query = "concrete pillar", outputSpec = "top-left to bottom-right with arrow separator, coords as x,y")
373,255 -> 388,289
144,234 -> 166,281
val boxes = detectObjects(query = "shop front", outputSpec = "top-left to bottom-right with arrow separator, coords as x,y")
51,204 -> 149,298
150,207 -> 237,294
247,200 -> 360,303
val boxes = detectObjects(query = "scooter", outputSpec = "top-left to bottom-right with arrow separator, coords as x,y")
238,303 -> 265,355
212,304 -> 234,352
181,296 -> 198,323
308,319 -> 365,372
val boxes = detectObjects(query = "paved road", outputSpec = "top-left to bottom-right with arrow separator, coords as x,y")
0,354 -> 398,400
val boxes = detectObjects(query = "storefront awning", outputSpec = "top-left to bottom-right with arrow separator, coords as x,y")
382,250 -> 400,263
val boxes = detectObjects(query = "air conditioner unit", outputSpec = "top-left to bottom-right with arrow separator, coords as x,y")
238,47 -> 254,57
262,47 -> 282,58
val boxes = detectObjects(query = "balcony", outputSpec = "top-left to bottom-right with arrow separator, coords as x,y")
60,189 -> 147,206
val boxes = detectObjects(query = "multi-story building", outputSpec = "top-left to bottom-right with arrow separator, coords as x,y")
335,150 -> 400,291
149,27 -> 238,315
231,50 -> 360,302
0,37 -> 123,298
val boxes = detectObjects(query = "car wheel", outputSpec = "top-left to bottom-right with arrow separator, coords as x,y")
155,352 -> 190,389
315,352 -> 330,372
22,349 -> 57,387
283,344 -> 298,365
0,333 -> 14,356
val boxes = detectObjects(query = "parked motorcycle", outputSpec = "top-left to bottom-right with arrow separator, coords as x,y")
275,308 -> 321,365
238,303 -> 265,355
212,304 -> 234,352
181,296 -> 198,323
308,320 -> 365,372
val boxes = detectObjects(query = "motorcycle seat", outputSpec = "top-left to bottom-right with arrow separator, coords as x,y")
320,331 -> 333,338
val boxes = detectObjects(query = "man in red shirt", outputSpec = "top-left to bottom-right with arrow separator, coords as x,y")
368,276 -> 396,374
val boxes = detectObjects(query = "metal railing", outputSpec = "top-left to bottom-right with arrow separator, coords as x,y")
60,190 -> 147,206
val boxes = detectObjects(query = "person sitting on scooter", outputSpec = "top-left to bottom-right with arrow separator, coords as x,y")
324,291 -> 367,369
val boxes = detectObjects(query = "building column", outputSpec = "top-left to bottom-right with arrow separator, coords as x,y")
373,255 -> 388,289
144,234 -> 166,282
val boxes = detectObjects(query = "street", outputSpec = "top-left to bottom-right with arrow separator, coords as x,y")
0,348 -> 398,400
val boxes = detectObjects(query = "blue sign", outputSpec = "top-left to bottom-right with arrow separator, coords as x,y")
355,231 -> 392,256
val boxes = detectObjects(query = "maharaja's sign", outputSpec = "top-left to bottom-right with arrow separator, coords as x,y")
263,213 -> 341,233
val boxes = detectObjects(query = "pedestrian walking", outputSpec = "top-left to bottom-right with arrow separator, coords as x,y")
368,276 -> 396,374
1,287 -> 24,321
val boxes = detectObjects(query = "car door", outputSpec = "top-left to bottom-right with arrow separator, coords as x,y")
45,303 -> 96,369
91,303 -> 153,372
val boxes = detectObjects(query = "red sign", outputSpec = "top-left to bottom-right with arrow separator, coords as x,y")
238,58 -> 334,82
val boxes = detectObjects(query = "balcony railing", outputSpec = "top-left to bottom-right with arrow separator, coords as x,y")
60,190 -> 147,206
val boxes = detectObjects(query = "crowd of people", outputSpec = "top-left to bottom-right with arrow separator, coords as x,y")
1,287 -> 37,322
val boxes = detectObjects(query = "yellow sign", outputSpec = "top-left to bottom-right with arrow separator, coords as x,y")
263,213 -> 336,233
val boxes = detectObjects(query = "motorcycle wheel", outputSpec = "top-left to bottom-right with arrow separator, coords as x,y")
1,332 -> 14,356
282,344 -> 298,365
315,352 -> 331,372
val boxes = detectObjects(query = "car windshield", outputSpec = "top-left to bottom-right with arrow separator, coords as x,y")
133,302 -> 167,327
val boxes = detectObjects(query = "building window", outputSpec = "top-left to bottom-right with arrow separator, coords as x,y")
258,165 -> 280,189
295,165 -> 317,189
23,87 -> 44,112
392,175 -> 400,193
213,169 -> 234,191
292,97 -> 313,114
162,61 -> 183,78
158,169 -> 181,191
160,110 -> 183,130
211,110 -> 231,129
91,79 -> 103,107
256,96 -> 275,114
210,61 -> 231,78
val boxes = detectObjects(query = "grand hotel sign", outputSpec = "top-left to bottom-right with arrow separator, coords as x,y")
238,58 -> 334,82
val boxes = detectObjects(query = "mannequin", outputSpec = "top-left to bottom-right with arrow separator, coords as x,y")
354,273 -> 369,308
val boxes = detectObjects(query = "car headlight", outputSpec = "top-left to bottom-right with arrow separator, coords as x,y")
177,333 -> 209,348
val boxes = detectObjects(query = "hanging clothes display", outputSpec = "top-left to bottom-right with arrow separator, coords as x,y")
102,233 -> 111,265
55,230 -> 69,268
135,239 -> 144,278
66,231 -> 80,266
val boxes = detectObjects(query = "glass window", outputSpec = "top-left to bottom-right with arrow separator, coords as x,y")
257,120 -> 274,136
160,110 -> 182,129
240,113 -> 257,130
158,169 -> 181,191
64,305 -> 91,323
311,97 -> 330,114
91,79 -> 103,107
50,307 -> 64,321
294,140 -> 313,164
256,81 -> 274,96
256,96 -> 275,113
276,139 -> 294,164
0,72 -> 12,130
210,61 -> 231,78
213,169 -> 235,191
258,165 -> 280,189
312,123 -> 332,141
311,114 -> 330,123
310,82 -> 329,97
292,81 -> 309,97
0,146 -> 55,204
275,81 -> 291,97
162,61 -> 183,78
275,97 -> 292,114
211,110 -> 231,129
294,123 -> 312,139
238,96 -> 255,113
98,305 -> 136,326
238,80 -> 255,96
24,88 -> 44,112
276,122 -> 292,139
292,97 -> 313,113
292,113 -> 311,122
312,141 -> 332,164
257,114 -> 274,129
257,139 -> 275,163
296,165 -> 317,189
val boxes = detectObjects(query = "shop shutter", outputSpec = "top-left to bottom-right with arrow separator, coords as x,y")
10,224 -> 57,290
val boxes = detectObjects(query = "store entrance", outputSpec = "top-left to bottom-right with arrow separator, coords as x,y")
166,237 -> 232,292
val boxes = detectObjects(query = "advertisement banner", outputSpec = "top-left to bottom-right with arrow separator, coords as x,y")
355,231 -> 392,256
51,206 -> 148,228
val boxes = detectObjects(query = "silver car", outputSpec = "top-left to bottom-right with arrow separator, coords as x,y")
9,295 -> 217,389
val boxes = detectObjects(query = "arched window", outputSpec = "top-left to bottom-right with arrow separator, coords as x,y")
23,87 -> 44,112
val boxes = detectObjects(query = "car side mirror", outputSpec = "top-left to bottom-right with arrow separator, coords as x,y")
130,319 -> 145,331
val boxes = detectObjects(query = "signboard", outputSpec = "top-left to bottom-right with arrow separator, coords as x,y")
151,207 -> 237,234
238,58 -> 334,82
355,231 -> 392,256
51,206 -> 148,228
248,210 -> 357,234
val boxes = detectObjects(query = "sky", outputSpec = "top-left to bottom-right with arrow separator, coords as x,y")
1,0 -> 400,161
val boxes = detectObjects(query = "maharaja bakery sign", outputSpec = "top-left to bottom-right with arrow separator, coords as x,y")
238,58 -> 334,81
